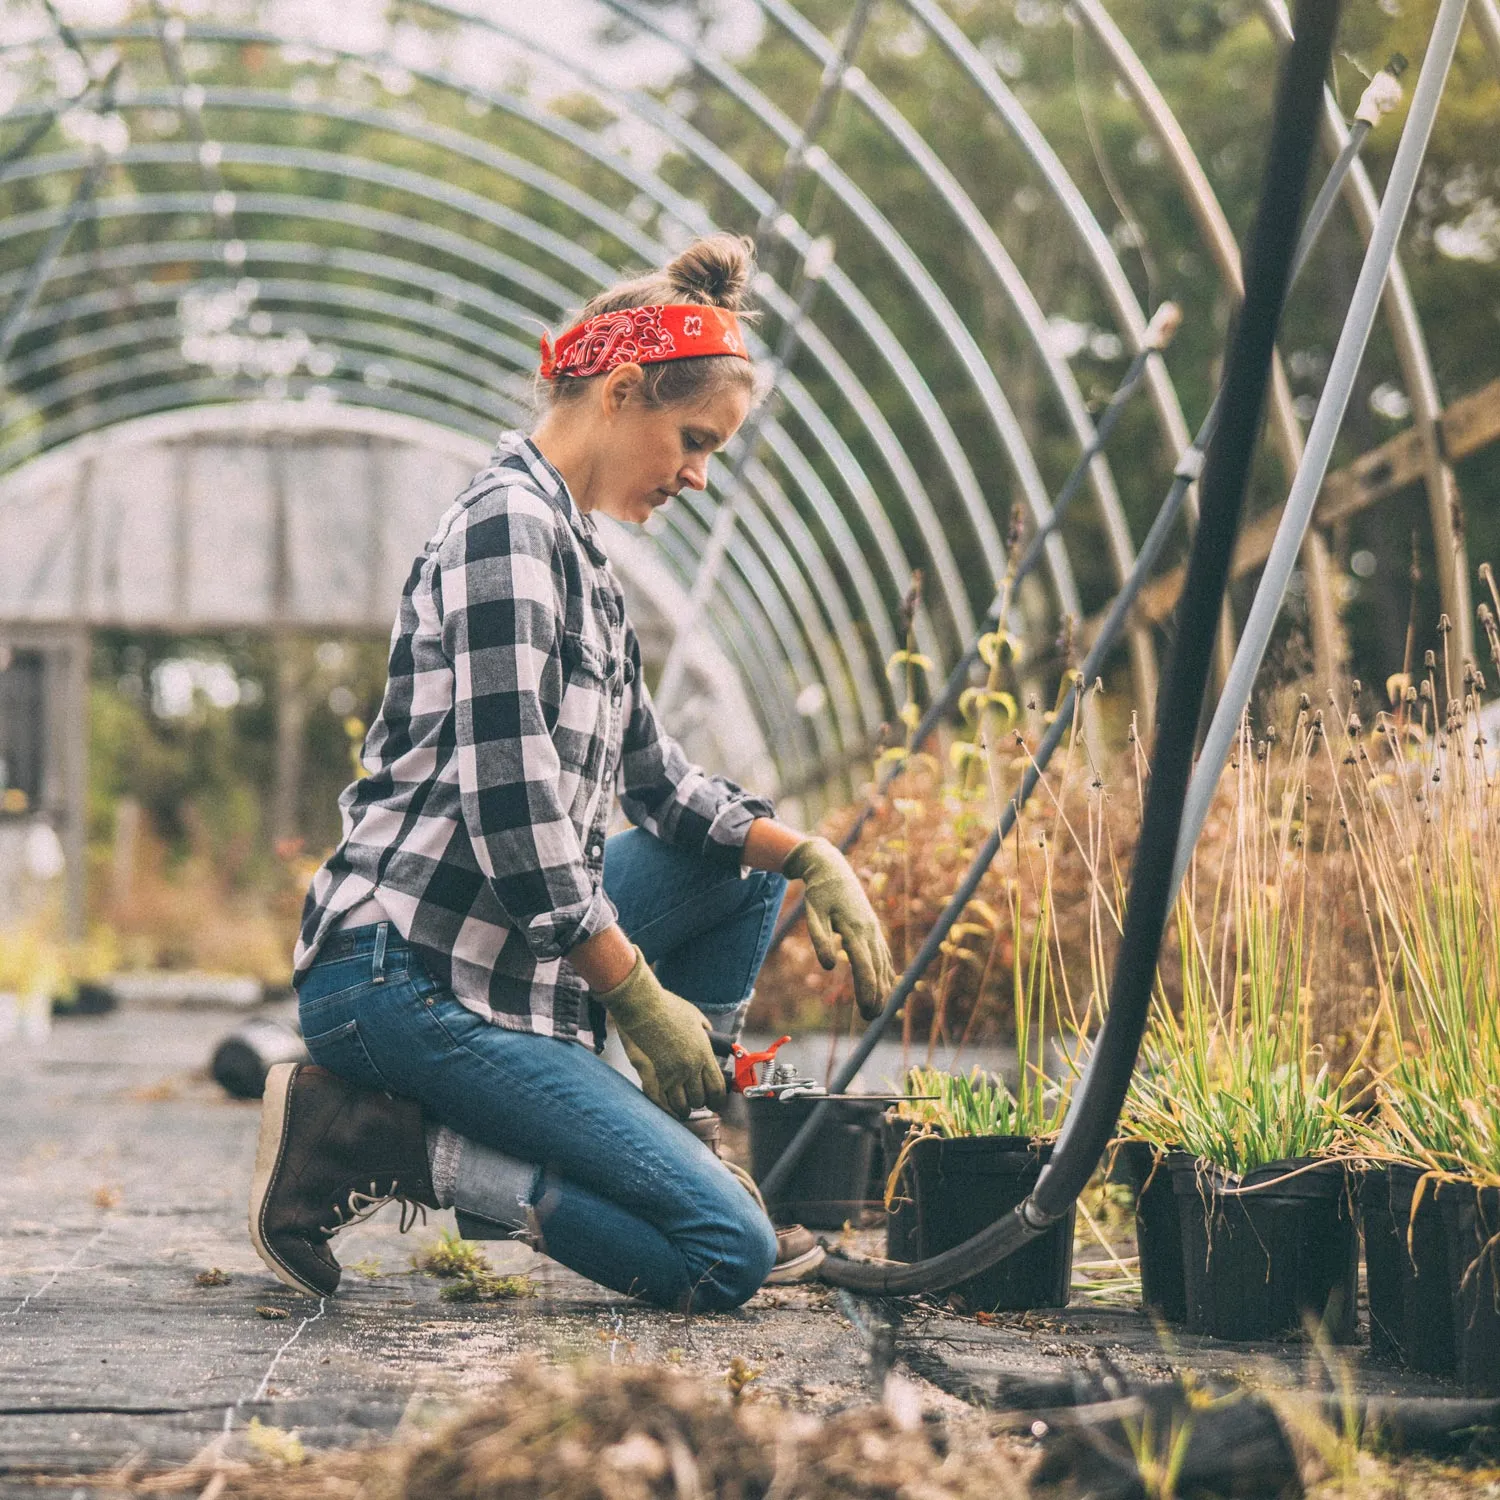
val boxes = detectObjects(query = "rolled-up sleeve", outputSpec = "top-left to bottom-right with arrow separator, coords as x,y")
616,626 -> 775,864
437,487 -> 617,960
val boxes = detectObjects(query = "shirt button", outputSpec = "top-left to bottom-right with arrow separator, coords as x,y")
590,844 -> 603,858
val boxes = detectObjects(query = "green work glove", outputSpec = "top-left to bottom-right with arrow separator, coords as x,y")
598,948 -> 726,1119
784,836 -> 897,1022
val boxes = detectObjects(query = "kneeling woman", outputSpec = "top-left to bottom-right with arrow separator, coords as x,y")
248,235 -> 895,1312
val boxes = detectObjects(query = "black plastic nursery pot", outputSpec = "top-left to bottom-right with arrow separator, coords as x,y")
747,1096 -> 882,1230
1113,1139 -> 1187,1324
1361,1168 -> 1403,1363
1171,1155 -> 1358,1343
1362,1165 -> 1459,1375
881,1112 -> 921,1263
1440,1182 -> 1500,1395
900,1135 -> 1074,1313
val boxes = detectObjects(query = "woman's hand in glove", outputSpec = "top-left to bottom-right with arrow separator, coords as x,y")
597,948 -> 726,1119
783,836 -> 897,1021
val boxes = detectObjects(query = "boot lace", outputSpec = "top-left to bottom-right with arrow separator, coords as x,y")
319,1179 -> 429,1237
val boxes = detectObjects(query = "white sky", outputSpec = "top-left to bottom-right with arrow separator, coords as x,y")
11,0 -> 765,98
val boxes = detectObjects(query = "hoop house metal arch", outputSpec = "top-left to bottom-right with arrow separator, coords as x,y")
0,0 -> 1479,877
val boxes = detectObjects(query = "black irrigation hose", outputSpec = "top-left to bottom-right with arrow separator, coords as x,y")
813,0 -> 1342,1290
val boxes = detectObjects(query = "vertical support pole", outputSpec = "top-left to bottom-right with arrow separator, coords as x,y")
61,625 -> 88,943
364,436 -> 388,628
63,460 -> 93,942
268,441 -> 304,849
172,441 -> 193,620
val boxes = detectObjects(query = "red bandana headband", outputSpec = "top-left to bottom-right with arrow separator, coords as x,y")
538,303 -> 748,381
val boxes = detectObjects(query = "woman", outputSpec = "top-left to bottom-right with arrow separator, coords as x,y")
248,236 -> 896,1312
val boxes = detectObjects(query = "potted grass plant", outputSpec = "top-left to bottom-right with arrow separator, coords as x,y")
1121,712 -> 1363,1343
887,1064 -> 1074,1312
883,839 -> 1080,1312
1337,595 -> 1500,1389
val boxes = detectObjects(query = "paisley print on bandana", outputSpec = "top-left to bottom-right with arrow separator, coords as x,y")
539,303 -> 749,381
557,306 -> 675,378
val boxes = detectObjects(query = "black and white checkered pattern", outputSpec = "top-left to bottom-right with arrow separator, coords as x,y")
293,433 -> 774,1044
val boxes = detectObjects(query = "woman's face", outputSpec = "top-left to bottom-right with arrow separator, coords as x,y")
590,370 -> 752,526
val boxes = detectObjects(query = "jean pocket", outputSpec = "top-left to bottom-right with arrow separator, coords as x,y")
303,1016 -> 390,1093
297,953 -> 377,1009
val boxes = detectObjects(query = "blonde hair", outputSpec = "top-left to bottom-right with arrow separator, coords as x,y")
541,234 -> 760,409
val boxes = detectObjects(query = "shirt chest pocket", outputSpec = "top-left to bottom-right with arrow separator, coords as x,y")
555,629 -> 615,779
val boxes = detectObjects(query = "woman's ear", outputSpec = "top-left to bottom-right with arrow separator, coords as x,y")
601,362 -> 646,415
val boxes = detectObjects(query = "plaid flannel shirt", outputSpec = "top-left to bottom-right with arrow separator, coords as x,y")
293,432 -> 774,1044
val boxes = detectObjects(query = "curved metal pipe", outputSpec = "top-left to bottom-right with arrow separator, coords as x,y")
1070,0 -> 1344,682
0,91 -> 952,671
753,0 -> 1156,704
665,476 -> 861,766
0,212 -> 894,760
600,0 -> 1084,632
0,308 -> 863,781
2,327 -> 878,774
1176,0 -> 1470,898
897,0 -> 1197,477
1258,0 -> 1473,666
5,19 -> 962,666
898,0 -> 1218,704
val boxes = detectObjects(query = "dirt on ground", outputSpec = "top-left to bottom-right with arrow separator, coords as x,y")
9,1009 -> 1500,1497
106,1360 -> 1032,1500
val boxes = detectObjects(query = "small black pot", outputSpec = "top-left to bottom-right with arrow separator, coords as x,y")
903,1134 -> 1073,1312
1363,1165 -> 1459,1374
1440,1182 -> 1500,1395
210,1015 -> 308,1099
747,1096 -> 882,1230
1113,1139 -> 1186,1324
1172,1155 -> 1358,1342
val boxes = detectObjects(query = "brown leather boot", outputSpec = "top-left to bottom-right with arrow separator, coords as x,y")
248,1062 -> 438,1297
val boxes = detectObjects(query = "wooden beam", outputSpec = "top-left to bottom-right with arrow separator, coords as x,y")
1124,376 -> 1500,629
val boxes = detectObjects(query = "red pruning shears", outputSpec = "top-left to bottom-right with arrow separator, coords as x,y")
707,1033 -> 935,1103
709,1031 -> 792,1093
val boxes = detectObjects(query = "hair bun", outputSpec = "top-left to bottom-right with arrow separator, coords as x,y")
666,234 -> 755,310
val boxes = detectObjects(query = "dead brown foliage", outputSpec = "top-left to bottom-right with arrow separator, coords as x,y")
757,700 -> 1382,1078
124,1361 -> 1026,1500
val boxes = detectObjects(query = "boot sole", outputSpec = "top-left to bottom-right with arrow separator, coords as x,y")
764,1242 -> 826,1286
247,1062 -> 325,1297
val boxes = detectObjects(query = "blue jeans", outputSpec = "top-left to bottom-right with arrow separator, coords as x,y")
295,828 -> 786,1311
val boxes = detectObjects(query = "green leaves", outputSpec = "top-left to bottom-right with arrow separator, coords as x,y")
900,1064 -> 1031,1139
